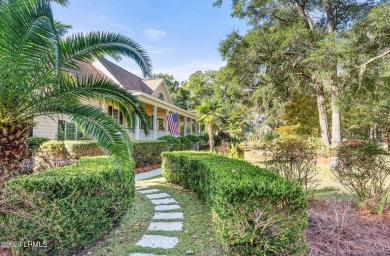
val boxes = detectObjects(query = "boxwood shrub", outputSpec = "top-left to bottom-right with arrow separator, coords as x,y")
162,152 -> 308,255
131,140 -> 168,167
1,156 -> 134,255
64,140 -> 105,159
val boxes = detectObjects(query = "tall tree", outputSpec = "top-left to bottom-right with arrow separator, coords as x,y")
215,0 -> 381,146
0,0 -> 152,185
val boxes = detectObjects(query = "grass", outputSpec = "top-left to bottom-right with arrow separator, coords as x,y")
87,176 -> 227,256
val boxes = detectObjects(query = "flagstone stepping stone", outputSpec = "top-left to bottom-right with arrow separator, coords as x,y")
155,204 -> 181,211
153,212 -> 183,220
151,198 -> 177,205
147,222 -> 183,231
138,189 -> 160,194
135,186 -> 148,190
145,193 -> 171,199
136,235 -> 179,249
129,254 -> 167,256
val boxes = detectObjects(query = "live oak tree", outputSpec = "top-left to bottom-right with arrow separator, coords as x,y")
215,0 -> 382,146
0,0 -> 152,185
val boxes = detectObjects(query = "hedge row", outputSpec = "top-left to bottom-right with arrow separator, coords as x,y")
64,140 -> 105,158
1,156 -> 134,255
161,152 -> 308,255
131,140 -> 167,167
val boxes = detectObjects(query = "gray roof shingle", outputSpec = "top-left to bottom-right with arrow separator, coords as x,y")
98,58 -> 154,94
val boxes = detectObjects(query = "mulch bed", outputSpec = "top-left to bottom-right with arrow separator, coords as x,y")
135,164 -> 161,174
306,200 -> 390,256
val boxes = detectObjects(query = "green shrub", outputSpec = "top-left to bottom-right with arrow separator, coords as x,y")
1,156 -> 134,255
158,135 -> 181,151
26,137 -> 50,154
64,140 -> 105,159
178,136 -> 192,150
199,134 -> 222,148
269,139 -> 319,192
162,152 -> 308,255
184,134 -> 201,142
132,140 -> 168,167
34,141 -> 70,170
334,140 -> 390,213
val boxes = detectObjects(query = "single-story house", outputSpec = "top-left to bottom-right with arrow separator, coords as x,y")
32,58 -> 200,140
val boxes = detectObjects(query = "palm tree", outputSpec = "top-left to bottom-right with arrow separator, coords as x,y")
0,0 -> 152,185
196,100 -> 222,152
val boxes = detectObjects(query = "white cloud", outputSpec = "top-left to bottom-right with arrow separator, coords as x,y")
143,28 -> 167,40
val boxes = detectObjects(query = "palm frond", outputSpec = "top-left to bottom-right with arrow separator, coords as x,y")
21,75 -> 150,134
35,104 -> 132,170
59,31 -> 152,78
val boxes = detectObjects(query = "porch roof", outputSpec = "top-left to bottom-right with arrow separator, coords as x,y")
132,91 -> 197,119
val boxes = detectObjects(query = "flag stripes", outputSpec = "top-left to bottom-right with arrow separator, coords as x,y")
167,113 -> 179,135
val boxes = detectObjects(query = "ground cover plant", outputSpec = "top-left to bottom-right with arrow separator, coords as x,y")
162,152 -> 307,255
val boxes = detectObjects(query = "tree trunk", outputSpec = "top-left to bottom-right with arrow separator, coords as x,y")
0,123 -> 31,186
315,83 -> 331,146
324,0 -> 342,146
208,125 -> 214,152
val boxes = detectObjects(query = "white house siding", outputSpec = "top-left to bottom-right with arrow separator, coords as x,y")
32,115 -> 69,139
32,99 -> 101,139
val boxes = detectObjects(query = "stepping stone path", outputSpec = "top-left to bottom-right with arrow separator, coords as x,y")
130,185 -> 183,256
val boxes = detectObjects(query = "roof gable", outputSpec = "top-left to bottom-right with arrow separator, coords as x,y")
95,58 -> 154,94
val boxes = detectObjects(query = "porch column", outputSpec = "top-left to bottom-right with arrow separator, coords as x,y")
190,119 -> 193,134
101,100 -> 105,111
153,105 -> 157,140
135,115 -> 140,140
165,109 -> 169,135
184,116 -> 187,136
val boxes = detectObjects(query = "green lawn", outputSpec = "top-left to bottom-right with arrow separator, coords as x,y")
87,176 -> 227,256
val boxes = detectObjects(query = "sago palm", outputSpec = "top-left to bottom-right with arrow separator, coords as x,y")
196,100 -> 222,152
0,0 -> 152,185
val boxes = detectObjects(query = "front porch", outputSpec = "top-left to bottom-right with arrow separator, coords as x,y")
103,91 -> 202,140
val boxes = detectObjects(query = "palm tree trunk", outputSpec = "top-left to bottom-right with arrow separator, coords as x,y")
208,125 -> 214,152
0,123 -> 31,186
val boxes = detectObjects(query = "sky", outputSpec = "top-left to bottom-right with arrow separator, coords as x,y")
52,1 -> 248,82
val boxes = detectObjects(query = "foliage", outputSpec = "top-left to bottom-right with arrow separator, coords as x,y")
157,135 -> 181,151
131,140 -> 167,167
177,136 -> 192,150
215,0 -> 387,146
26,137 -> 50,154
334,140 -> 390,213
227,143 -> 244,159
269,139 -> 320,192
162,152 -> 308,255
199,134 -> 222,148
64,140 -> 105,159
34,141 -> 71,171
261,131 -> 279,142
0,0 -> 152,182
184,134 -> 201,142
0,156 -> 134,255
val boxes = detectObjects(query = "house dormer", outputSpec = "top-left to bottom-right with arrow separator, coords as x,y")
143,78 -> 173,104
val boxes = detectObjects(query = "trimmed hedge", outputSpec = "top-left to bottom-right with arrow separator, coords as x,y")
131,140 -> 167,167
1,156 -> 134,255
162,152 -> 308,255
64,140 -> 105,159
26,137 -> 50,153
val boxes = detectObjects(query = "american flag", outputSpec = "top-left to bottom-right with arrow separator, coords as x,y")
167,113 -> 179,135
